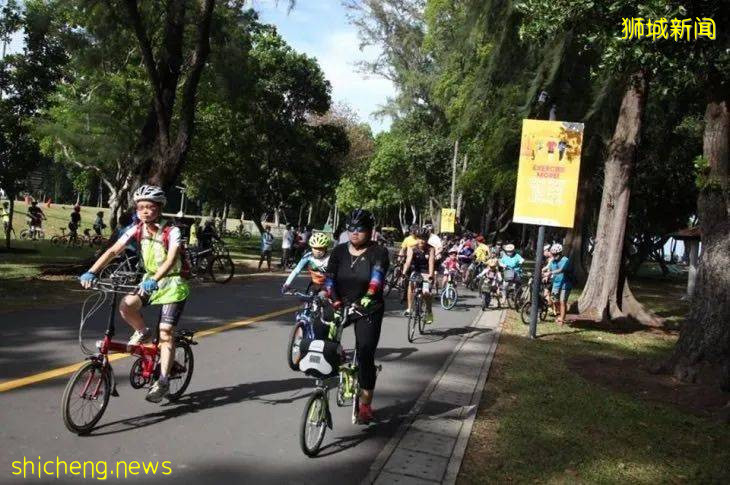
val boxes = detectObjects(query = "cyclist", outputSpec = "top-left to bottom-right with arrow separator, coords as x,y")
548,244 -> 573,325
323,208 -> 389,424
198,219 -> 221,252
93,211 -> 106,236
282,232 -> 331,293
398,224 -> 420,258
402,228 -> 436,324
2,201 -> 11,235
27,200 -> 46,238
457,239 -> 475,280
477,257 -> 502,306
440,247 -> 459,288
79,185 -> 190,403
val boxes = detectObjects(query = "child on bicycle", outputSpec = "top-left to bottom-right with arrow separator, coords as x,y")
440,247 -> 459,288
282,232 -> 331,294
478,257 -> 502,306
79,185 -> 190,403
93,211 -> 106,236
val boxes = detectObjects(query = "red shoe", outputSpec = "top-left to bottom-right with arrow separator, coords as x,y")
358,403 -> 374,424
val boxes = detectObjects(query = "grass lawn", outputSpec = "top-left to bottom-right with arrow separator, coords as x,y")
458,275 -> 728,484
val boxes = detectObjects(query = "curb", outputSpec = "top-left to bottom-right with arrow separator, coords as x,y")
362,305 -> 504,484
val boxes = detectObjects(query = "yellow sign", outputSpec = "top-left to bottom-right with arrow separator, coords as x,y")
440,208 -> 456,233
513,119 -> 584,228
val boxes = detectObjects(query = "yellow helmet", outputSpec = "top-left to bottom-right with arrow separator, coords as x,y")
308,232 -> 331,249
487,257 -> 499,268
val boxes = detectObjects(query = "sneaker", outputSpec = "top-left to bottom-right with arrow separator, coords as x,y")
145,380 -> 169,403
357,403 -> 374,424
127,328 -> 152,347
403,309 -> 411,317
425,312 -> 434,325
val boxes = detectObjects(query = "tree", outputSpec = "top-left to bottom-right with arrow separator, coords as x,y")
0,0 -> 67,248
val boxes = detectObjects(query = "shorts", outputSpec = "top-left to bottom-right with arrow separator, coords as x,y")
551,285 -> 572,303
409,272 -> 431,294
136,291 -> 187,326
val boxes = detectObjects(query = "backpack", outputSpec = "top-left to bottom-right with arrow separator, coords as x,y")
133,220 -> 192,279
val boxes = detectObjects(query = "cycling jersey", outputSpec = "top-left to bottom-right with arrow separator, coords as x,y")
400,235 -> 419,250
285,250 -> 330,286
500,253 -> 525,276
474,243 -> 490,263
28,206 -> 44,226
117,223 -> 189,305
409,246 -> 431,274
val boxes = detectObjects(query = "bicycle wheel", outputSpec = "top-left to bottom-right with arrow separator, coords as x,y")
242,231 -> 252,240
539,301 -> 550,322
384,268 -> 396,297
351,379 -> 361,424
520,301 -> 531,325
286,323 -> 304,371
62,361 -> 111,434
300,390 -> 328,457
417,297 -> 425,335
440,285 -> 457,310
167,342 -> 194,400
51,235 -> 62,246
19,229 -> 29,240
406,308 -> 416,343
491,291 -> 502,310
481,292 -> 489,311
208,255 -> 234,283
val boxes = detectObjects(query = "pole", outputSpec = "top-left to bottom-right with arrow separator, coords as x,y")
450,139 -> 459,208
528,101 -> 556,339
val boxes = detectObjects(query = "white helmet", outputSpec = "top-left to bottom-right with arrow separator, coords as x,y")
550,243 -> 563,255
133,185 -> 166,205
504,243 -> 515,252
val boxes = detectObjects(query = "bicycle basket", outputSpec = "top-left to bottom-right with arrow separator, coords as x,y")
503,268 -> 516,282
298,339 -> 343,378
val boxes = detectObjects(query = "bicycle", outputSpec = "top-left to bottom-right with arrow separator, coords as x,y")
19,222 -> 45,241
383,263 -> 405,298
61,276 -> 196,434
406,273 -> 426,342
520,279 -> 551,325
283,290 -> 323,371
298,301 -> 379,457
188,246 -> 235,283
502,268 -> 524,309
480,275 -> 503,311
51,227 -> 83,247
235,223 -> 252,240
439,270 -> 459,310
78,228 -> 107,248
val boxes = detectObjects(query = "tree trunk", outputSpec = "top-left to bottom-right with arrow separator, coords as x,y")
564,172 -> 591,286
577,71 -> 658,325
665,81 -> 730,388
4,196 -> 14,249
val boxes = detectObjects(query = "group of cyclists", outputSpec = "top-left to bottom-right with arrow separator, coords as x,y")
74,183 -> 572,425
0,199 -> 107,242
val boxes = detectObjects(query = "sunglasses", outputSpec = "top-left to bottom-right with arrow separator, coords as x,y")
347,225 -> 369,233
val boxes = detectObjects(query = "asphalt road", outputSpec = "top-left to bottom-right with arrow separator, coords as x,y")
0,274 -> 484,484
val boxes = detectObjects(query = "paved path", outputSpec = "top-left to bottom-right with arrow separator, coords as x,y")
0,275 -> 498,484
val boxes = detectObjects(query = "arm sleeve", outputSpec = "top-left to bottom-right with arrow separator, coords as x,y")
167,227 -> 182,249
116,225 -> 137,246
324,247 -> 340,299
284,256 -> 310,287
366,247 -> 390,296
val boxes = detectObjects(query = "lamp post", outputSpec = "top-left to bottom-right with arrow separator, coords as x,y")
175,185 -> 187,218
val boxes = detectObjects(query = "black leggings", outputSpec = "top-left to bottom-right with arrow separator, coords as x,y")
354,307 -> 384,390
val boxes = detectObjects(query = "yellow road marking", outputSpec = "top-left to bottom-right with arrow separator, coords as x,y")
0,306 -> 298,393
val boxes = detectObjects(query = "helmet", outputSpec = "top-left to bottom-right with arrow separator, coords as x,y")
31,200 -> 38,206
133,185 -> 166,205
543,244 -> 551,252
346,209 -> 375,231
504,243 -> 515,252
409,224 -> 419,234
423,223 -> 433,233
476,235 -> 485,243
550,243 -> 563,255
309,232 -> 331,249
487,257 -> 498,268
73,205 -> 81,212
448,247 -> 458,254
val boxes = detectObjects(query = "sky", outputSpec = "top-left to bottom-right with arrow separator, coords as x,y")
253,0 -> 395,132
3,0 -> 396,132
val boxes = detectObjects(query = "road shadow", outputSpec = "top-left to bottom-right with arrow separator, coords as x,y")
87,377 -> 312,436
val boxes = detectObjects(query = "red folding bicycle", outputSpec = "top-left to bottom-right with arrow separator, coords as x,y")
61,277 -> 196,434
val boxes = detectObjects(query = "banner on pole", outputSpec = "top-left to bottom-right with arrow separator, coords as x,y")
440,208 -> 456,233
513,119 -> 584,228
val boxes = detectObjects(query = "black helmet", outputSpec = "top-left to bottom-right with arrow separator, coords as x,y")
346,209 -> 375,231
415,227 -> 430,240
409,224 -> 419,234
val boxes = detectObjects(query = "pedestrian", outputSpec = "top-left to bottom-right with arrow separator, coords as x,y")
281,224 -> 294,268
548,243 -> 573,325
259,225 -> 274,271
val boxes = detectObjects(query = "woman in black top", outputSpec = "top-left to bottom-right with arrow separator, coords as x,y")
324,209 -> 389,424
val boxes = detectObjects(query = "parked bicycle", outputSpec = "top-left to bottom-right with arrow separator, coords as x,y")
188,246 -> 234,283
51,227 -> 83,247
298,301 -> 379,457
61,277 -> 196,434
519,278 -> 551,325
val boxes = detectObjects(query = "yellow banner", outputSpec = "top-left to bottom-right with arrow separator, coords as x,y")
513,119 -> 584,228
440,208 -> 456,233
